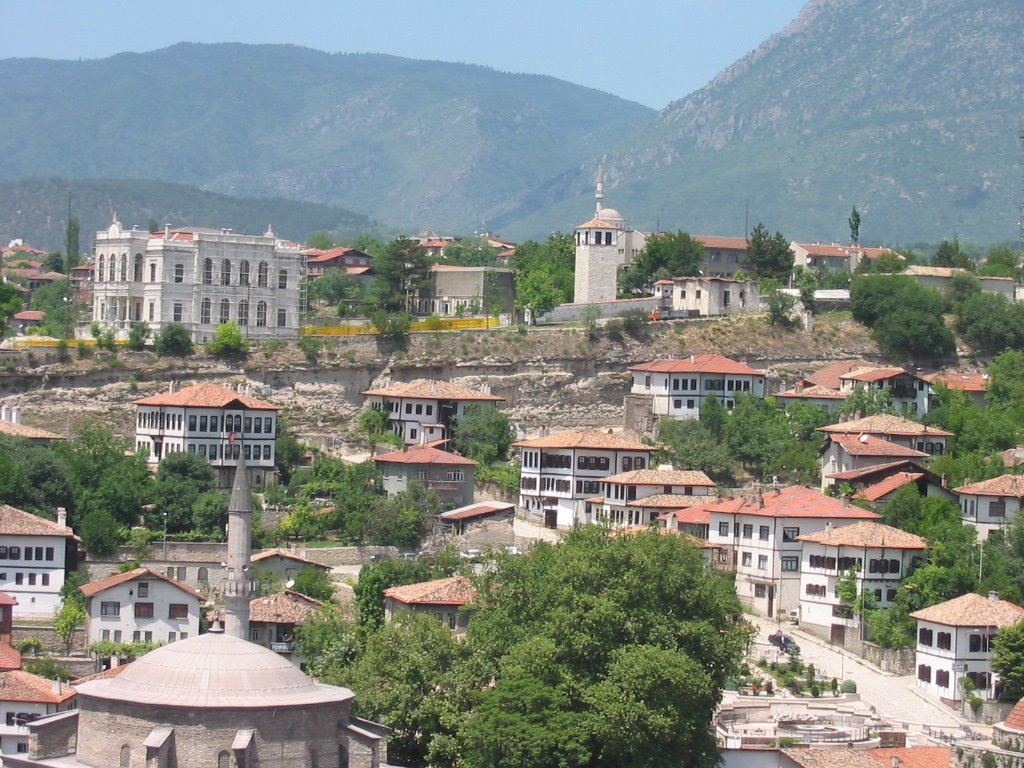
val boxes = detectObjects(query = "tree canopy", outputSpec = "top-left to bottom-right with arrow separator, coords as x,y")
619,231 -> 704,296
742,223 -> 793,282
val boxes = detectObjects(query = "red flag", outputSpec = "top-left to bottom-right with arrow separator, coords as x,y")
229,432 -> 236,445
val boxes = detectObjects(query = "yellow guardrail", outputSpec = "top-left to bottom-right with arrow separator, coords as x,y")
301,316 -> 497,336
6,337 -> 112,349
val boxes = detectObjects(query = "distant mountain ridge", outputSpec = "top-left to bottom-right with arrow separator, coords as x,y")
0,44 -> 654,237
495,0 -> 1023,244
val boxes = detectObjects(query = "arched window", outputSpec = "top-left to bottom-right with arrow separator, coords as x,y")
278,269 -> 288,289
220,299 -> 231,324
203,258 -> 213,285
257,261 -> 269,287
256,301 -> 267,327
120,254 -> 128,281
108,258 -> 116,282
238,299 -> 249,326
200,299 -> 211,324
133,254 -> 143,282
149,263 -> 157,282
239,260 -> 250,286
174,264 -> 184,283
218,751 -> 231,768
221,260 -> 232,286
97,255 -> 105,283
277,308 -> 287,327
197,567 -> 209,583
119,744 -> 130,768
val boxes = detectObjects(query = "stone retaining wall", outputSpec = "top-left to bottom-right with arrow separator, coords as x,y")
12,624 -> 87,655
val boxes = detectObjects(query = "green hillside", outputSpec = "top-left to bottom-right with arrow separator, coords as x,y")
0,44 -> 654,235
495,0 -> 1024,245
0,178 -> 385,252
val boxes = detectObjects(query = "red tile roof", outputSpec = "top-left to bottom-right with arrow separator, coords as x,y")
866,747 -> 950,768
602,469 -> 715,487
820,414 -> 952,438
657,507 -> 713,526
775,384 -> 849,400
628,354 -> 762,377
13,310 -> 44,321
0,670 -> 77,704
924,372 -> 988,393
514,428 -> 651,452
383,576 -> 476,606
0,505 -> 77,539
955,474 -> 1024,498
826,459 -> 923,482
910,592 -> 1024,627
797,521 -> 927,549
1003,699 -> 1024,731
805,361 -> 871,389
133,383 -> 278,410
362,379 -> 503,402
0,644 -> 21,671
251,549 -> 327,569
829,434 -> 929,458
80,566 -> 203,600
626,494 -> 718,509
840,366 -> 909,383
0,591 -> 17,607
439,502 -> 515,521
249,590 -> 322,625
576,218 -> 619,229
72,663 -> 131,685
704,486 -> 880,520
854,472 -> 926,502
373,445 -> 477,466
693,235 -> 748,250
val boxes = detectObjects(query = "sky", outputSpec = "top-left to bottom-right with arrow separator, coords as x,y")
4,1 -> 808,109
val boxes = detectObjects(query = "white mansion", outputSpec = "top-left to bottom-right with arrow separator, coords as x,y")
89,220 -> 303,342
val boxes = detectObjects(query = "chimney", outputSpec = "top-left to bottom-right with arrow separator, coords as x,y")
164,224 -> 170,238
51,678 -> 62,696
842,496 -> 850,508
989,591 -> 1000,602
56,508 -> 67,529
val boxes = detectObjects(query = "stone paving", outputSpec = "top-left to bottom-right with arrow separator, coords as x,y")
748,615 -> 988,743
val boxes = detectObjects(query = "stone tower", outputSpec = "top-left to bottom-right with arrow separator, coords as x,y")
222,451 -> 256,639
573,166 -> 644,304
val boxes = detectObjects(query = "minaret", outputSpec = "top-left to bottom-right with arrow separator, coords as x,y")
222,451 -> 256,639
595,165 -> 605,216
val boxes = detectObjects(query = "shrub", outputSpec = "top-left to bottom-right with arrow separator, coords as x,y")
206,321 -> 248,358
56,339 -> 70,363
840,679 -> 857,693
14,637 -> 42,655
298,335 -> 320,363
810,683 -> 821,698
127,322 -> 150,351
76,340 -> 91,359
154,323 -> 194,357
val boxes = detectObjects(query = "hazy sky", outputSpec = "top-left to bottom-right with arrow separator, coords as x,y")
5,1 -> 807,109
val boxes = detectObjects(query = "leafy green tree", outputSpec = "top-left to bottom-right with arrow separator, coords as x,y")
126,321 -> 150,351
979,245 -> 1020,278
206,321 -> 248,358
698,395 -> 727,440
59,566 -> 90,611
274,420 -> 305,486
354,556 -> 459,630
54,599 -> 85,655
42,250 -> 66,274
442,237 -> 501,267
724,395 -> 796,479
358,407 -> 396,452
79,509 -> 123,556
512,233 -> 574,313
296,604 -> 363,679
154,323 -> 193,357
0,282 -> 23,337
24,658 -> 72,681
306,230 -> 338,250
742,223 -> 793,281
29,278 -> 74,338
309,268 -> 365,309
0,436 -> 74,516
370,310 -> 412,345
838,383 -> 893,418
764,279 -> 796,327
955,292 -> 1024,356
54,427 -> 151,528
850,274 -> 943,328
515,267 -> 564,315
619,231 -> 704,296
191,491 -> 229,537
656,418 -> 734,484
451,404 -> 514,464
291,565 -> 335,602
933,239 -> 973,270
368,238 -> 431,312
152,451 -> 217,533
848,206 -> 861,245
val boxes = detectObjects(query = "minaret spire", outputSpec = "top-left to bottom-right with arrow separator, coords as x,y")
595,165 -> 605,216
222,449 -> 255,639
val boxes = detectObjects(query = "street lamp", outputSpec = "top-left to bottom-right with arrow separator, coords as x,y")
163,511 -> 168,560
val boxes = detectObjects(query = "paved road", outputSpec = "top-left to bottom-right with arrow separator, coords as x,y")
748,616 -> 978,742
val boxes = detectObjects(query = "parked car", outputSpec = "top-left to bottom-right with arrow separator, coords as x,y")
768,630 -> 801,656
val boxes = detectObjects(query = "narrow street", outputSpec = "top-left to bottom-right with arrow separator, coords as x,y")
748,616 -> 982,741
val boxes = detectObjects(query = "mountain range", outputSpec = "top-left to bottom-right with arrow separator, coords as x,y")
1,0 -> 1020,249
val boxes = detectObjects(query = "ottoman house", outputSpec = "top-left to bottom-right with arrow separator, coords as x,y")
7,456 -> 388,768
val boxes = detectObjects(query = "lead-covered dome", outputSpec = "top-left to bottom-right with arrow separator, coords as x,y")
76,633 -> 352,708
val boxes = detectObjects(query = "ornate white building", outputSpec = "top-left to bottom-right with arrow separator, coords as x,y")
89,220 -> 303,343
572,167 -> 647,303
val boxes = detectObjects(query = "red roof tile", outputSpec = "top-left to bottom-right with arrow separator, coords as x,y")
439,502 -> 515,521
13,310 -> 44,321
251,549 -> 328,569
867,747 -> 950,768
924,372 -> 988,393
626,494 -> 717,509
854,472 -> 926,502
0,421 -> 65,440
826,459 -> 923,481
829,434 -> 929,458
133,383 -> 278,410
80,567 -> 203,600
1003,699 -> 1024,731
704,486 -> 880,520
0,644 -> 21,671
805,361 -> 871,389
797,521 -> 927,549
693,235 -> 748,250
776,384 -> 849,400
839,366 -> 909,383
249,590 -> 322,625
628,354 -> 763,376
910,593 -> 1024,627
820,414 -> 952,438
373,445 -> 477,466
0,670 -> 76,704
362,379 -> 503,402
383,576 -> 476,606
602,469 -> 715,487
657,507 -> 712,526
0,505 -> 77,539
514,428 -> 651,451
955,474 -> 1024,498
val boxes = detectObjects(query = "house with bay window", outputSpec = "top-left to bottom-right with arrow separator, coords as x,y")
514,429 -> 654,529
0,505 -> 78,620
627,354 -> 766,421
706,486 -> 879,619
134,382 -> 279,487
590,468 -> 715,528
796,522 -> 926,647
362,379 -> 504,446
373,444 -> 477,507
910,592 -> 1024,703
80,566 -> 202,646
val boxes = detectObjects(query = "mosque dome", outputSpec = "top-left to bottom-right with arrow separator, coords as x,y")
75,633 -> 353,709
596,207 -> 624,223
